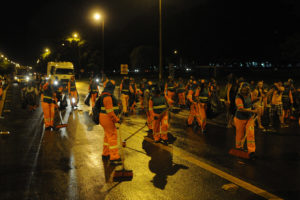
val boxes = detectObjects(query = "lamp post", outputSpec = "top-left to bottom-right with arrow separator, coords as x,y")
159,0 -> 163,82
93,12 -> 105,73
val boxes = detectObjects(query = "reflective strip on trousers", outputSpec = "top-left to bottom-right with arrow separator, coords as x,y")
109,145 -> 118,150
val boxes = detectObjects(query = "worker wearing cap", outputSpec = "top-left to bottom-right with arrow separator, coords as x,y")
42,79 -> 57,130
149,85 -> 169,145
129,77 -> 137,113
234,82 -> 258,156
89,77 -> 100,108
282,81 -> 294,123
164,76 -> 177,106
176,77 -> 186,108
139,78 -> 147,109
144,81 -> 154,134
68,76 -> 78,108
120,76 -> 132,116
198,79 -> 211,133
187,80 -> 201,127
97,80 -> 121,165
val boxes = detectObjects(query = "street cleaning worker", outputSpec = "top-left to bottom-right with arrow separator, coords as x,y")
42,79 -> 57,130
198,79 -> 211,133
144,81 -> 154,135
129,77 -> 137,113
139,78 -> 147,109
96,80 -> 122,165
187,80 -> 201,127
252,81 -> 267,131
176,77 -> 186,108
120,75 -> 131,116
149,85 -> 169,145
282,81 -> 294,123
89,77 -> 100,108
68,75 -> 78,108
234,82 -> 258,157
24,81 -> 39,111
164,76 -> 177,106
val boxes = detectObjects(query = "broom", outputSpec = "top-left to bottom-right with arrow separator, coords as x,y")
229,114 -> 258,159
113,123 -> 133,182
55,108 -> 68,129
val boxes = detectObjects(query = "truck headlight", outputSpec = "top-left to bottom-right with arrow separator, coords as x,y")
54,80 -> 58,85
26,76 -> 30,81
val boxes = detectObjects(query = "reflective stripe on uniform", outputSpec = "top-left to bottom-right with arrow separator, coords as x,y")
109,145 -> 118,150
153,105 -> 167,109
104,143 -> 109,146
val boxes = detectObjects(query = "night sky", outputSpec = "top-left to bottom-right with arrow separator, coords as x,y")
1,0 -> 300,66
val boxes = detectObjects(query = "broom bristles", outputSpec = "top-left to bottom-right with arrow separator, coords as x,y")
229,148 -> 250,159
113,170 -> 133,182
56,124 -> 68,128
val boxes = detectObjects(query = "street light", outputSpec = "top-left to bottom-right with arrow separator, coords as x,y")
159,0 -> 163,82
93,12 -> 105,73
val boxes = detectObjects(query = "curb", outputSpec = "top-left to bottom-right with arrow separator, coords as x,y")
0,84 -> 10,117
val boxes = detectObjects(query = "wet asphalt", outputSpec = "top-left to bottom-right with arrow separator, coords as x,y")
0,81 -> 299,200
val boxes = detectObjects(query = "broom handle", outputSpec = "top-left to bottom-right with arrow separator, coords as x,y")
117,122 -> 125,170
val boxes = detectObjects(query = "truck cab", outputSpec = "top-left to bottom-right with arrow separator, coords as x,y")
47,62 -> 74,91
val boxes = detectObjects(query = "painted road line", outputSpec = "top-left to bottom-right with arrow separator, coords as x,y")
0,131 -> 10,135
0,85 -> 10,117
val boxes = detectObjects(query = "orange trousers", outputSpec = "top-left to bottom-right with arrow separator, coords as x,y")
188,103 -> 201,126
178,92 -> 185,106
100,113 -> 120,160
121,94 -> 129,113
91,93 -> 98,108
234,117 -> 255,153
153,112 -> 169,141
70,91 -> 78,106
42,102 -> 55,128
199,103 -> 207,129
166,91 -> 175,106
139,96 -> 144,109
146,110 -> 153,130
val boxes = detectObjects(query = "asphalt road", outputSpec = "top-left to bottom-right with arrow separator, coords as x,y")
0,80 -> 299,200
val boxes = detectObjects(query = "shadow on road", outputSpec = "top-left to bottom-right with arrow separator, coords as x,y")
142,139 -> 188,190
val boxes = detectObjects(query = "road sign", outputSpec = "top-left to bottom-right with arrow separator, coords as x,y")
120,64 -> 128,74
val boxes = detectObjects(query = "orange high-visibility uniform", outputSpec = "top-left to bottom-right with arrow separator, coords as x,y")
149,95 -> 169,141
42,82 -> 56,128
99,92 -> 120,161
164,82 -> 177,106
144,88 -> 153,130
177,83 -> 186,106
198,87 -> 210,130
120,78 -> 132,114
187,89 -> 201,126
68,79 -> 77,106
234,95 -> 255,153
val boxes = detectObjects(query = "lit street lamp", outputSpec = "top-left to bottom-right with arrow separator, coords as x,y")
93,12 -> 105,73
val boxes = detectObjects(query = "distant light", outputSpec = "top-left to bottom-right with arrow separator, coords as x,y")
54,80 -> 58,85
96,79 -> 99,82
62,43 -> 65,46
174,50 -> 178,54
45,48 -> 50,52
134,69 -> 139,73
26,76 -> 30,81
94,13 -> 101,21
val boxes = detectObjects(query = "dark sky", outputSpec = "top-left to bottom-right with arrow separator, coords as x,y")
1,0 -> 300,66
